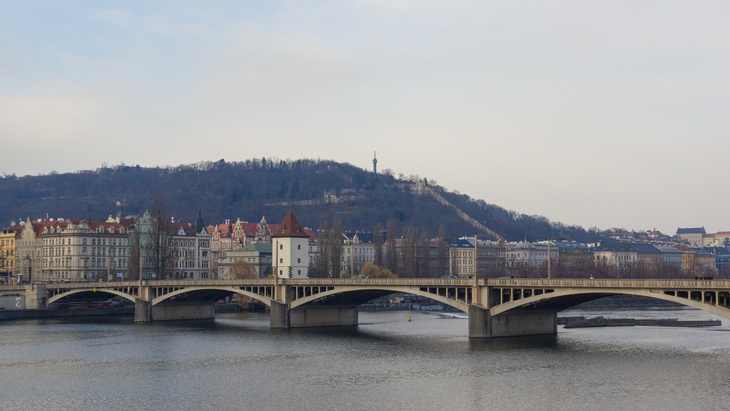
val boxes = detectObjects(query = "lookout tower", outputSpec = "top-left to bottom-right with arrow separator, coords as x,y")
373,151 -> 378,174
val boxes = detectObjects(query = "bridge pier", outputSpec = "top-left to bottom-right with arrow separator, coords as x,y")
269,301 -> 359,329
468,305 -> 557,338
270,301 -> 290,328
134,300 -> 215,322
134,299 -> 152,322
289,306 -> 358,328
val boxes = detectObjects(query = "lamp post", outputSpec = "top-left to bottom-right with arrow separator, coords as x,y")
545,225 -> 552,280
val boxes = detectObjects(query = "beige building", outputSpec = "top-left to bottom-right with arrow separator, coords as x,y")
341,232 -> 376,277
505,240 -> 559,275
217,243 -> 272,279
209,217 -> 277,276
676,227 -> 705,247
39,217 -> 131,282
702,231 -> 730,247
0,228 -> 19,283
11,216 -> 131,283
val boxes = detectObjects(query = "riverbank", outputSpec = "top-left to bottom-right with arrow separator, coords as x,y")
0,307 -> 134,321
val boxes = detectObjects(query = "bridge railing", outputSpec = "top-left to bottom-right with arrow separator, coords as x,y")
22,278 -> 730,292
36,278 -> 479,290
486,278 -> 730,289
0,285 -> 26,291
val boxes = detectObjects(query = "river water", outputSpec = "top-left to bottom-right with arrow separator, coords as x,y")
2,308 -> 730,411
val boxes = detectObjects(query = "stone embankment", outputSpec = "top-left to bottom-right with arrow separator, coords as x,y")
559,316 -> 722,328
0,307 -> 134,321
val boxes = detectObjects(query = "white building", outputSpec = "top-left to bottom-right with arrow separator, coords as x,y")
271,211 -> 311,279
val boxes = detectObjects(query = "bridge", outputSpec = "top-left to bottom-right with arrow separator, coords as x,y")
2,278 -> 729,338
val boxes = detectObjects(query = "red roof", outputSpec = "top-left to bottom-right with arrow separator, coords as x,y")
272,210 -> 310,238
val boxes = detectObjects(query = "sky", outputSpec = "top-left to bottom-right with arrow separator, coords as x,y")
1,1 -> 729,235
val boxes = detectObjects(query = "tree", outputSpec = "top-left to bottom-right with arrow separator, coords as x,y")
437,224 -> 449,276
128,220 -> 141,280
231,260 -> 257,279
359,263 -> 397,279
385,219 -> 397,272
373,223 -> 384,267
149,197 -> 175,279
311,219 -> 344,277
231,260 -> 257,309
418,229 -> 430,277
400,226 -> 418,278
328,219 -> 344,277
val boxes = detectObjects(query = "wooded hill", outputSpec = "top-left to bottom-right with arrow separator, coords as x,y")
0,158 -> 600,242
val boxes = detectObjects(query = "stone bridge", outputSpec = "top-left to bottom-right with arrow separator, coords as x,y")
2,278 -> 729,338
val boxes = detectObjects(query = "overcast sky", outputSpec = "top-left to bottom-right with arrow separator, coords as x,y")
1,1 -> 728,235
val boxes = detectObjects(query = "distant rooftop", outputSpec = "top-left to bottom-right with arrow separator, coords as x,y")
677,227 -> 705,235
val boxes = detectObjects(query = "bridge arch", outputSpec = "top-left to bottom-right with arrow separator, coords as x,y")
289,286 -> 470,313
47,289 -> 137,305
490,288 -> 730,321
151,286 -> 273,307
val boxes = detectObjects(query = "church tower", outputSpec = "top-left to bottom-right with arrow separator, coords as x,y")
271,210 -> 310,279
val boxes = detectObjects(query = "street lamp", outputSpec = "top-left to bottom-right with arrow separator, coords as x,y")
544,224 -> 552,280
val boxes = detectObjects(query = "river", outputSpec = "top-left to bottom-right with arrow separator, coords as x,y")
1,308 -> 729,411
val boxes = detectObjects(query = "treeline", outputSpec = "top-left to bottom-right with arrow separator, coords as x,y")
0,158 -> 598,243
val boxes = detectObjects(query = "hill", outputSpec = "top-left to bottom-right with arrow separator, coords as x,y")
0,158 -> 599,242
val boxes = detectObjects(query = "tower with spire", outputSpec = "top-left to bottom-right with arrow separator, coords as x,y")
271,210 -> 310,279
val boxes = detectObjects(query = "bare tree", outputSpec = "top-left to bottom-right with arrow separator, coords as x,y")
385,219 -> 397,272
418,229 -> 431,278
150,197 -> 174,279
309,221 -> 331,278
373,222 -> 384,267
328,219 -> 343,277
437,224 -> 449,276
128,221 -> 141,280
400,226 -> 418,278
311,219 -> 344,277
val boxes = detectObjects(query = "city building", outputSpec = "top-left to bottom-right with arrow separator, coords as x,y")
271,210 -> 311,279
0,227 -> 19,283
12,216 -> 132,283
676,227 -> 705,247
217,242 -> 272,279
209,217 -> 277,275
341,232 -> 376,277
554,241 -> 593,278
505,240 -> 558,276
702,231 -> 730,247
168,220 -> 211,280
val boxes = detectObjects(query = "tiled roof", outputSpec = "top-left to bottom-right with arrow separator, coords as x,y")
595,241 -> 634,252
629,243 -> 661,254
272,210 -> 310,238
